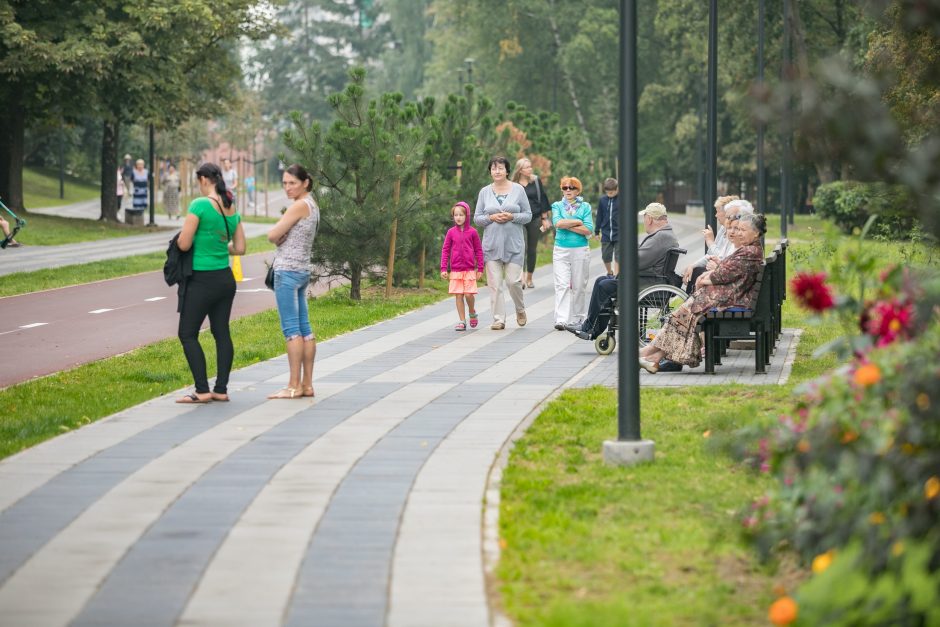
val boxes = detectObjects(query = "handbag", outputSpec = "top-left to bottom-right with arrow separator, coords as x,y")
265,264 -> 275,290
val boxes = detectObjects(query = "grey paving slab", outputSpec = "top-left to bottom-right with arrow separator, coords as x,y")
0,223 -> 787,626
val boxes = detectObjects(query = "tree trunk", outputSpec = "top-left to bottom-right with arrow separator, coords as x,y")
100,119 -> 121,222
0,93 -> 27,213
545,6 -> 592,151
350,261 -> 363,301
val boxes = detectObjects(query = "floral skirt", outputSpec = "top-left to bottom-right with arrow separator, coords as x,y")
651,303 -> 703,367
448,270 -> 479,295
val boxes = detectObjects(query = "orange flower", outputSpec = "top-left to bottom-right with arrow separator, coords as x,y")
853,362 -> 882,387
703,430 -> 712,438
797,439 -> 811,453
841,430 -> 859,444
869,511 -> 886,525
812,550 -> 835,574
926,476 -> 940,500
768,596 -> 798,625
916,393 -> 930,411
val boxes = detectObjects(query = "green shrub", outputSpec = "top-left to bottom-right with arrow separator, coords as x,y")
813,181 -> 919,240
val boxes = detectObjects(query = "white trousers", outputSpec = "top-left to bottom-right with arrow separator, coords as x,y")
552,245 -> 591,325
486,260 -> 525,323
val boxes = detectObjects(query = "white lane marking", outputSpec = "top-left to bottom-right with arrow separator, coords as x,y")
88,309 -> 114,314
20,323 -> 48,329
144,297 -> 166,302
236,288 -> 269,293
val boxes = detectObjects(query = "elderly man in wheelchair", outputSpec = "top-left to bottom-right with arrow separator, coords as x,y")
565,202 -> 687,356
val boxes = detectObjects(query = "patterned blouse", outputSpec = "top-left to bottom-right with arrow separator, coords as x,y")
688,243 -> 764,316
273,196 -> 319,273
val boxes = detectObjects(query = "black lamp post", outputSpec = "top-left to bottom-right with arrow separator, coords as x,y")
705,0 -> 718,243
757,0 -> 767,217
148,124 -> 156,227
606,0 -> 653,466
781,0 -> 791,237
464,57 -> 474,85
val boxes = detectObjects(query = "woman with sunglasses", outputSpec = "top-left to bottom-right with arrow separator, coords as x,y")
473,156 -> 532,330
550,177 -> 593,330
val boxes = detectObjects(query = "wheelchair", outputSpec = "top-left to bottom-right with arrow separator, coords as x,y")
593,247 -> 689,355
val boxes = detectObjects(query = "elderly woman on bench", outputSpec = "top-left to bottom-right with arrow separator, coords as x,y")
638,213 -> 767,373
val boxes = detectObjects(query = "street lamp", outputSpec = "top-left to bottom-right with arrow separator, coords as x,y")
607,0 -> 653,467
464,57 -> 475,85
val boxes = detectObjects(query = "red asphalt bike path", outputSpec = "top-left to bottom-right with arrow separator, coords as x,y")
0,254 -> 338,389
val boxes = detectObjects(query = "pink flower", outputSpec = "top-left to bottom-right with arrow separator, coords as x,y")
791,272 -> 835,312
864,299 -> 914,346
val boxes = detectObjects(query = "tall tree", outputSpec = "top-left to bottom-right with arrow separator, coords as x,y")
247,0 -> 390,125
89,0 -> 276,221
0,0 -> 114,211
284,68 -> 432,300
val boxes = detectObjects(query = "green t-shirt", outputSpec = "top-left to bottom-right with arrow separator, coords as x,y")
189,197 -> 241,271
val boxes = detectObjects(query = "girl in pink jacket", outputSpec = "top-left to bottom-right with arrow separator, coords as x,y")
440,202 -> 485,331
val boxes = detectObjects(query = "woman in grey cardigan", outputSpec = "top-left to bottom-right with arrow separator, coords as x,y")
473,156 -> 532,330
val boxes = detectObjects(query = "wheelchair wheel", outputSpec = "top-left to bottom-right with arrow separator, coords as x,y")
637,284 -> 689,347
595,332 -> 616,355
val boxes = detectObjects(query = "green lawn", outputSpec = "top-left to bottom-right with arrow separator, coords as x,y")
22,166 -> 100,208
495,225 -> 937,626
9,212 -> 171,246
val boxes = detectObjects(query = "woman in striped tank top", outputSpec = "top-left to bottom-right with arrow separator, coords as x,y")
267,164 -> 320,399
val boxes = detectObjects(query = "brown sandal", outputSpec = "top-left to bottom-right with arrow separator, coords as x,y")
267,387 -> 301,399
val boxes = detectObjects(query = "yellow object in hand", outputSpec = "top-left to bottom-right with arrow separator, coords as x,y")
232,255 -> 244,282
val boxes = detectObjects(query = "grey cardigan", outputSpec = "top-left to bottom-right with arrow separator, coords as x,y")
637,224 -> 679,289
473,182 -> 532,265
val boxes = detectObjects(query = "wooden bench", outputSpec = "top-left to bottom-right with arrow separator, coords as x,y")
700,252 -> 777,374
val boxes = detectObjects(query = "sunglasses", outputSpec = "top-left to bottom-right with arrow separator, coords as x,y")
561,186 -> 580,191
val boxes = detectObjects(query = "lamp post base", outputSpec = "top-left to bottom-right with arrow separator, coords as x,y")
603,439 -> 655,466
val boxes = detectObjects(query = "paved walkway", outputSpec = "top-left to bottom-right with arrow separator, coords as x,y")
0,245 -> 800,626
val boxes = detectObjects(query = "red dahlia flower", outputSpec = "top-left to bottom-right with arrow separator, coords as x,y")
791,272 -> 835,312
864,299 -> 914,346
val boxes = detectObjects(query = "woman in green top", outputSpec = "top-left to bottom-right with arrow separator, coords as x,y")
175,162 -> 247,403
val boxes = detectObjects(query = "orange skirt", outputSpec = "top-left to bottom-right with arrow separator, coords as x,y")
448,270 -> 479,295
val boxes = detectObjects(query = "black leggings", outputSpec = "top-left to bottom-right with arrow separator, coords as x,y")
178,269 -> 236,394
523,216 -> 543,273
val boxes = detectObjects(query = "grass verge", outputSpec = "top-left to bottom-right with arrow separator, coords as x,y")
23,166 -> 100,209
495,225 -> 936,626
0,284 -> 447,460
0,235 -> 276,298
10,212 -> 172,247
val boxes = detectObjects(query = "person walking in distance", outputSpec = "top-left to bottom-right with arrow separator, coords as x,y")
175,162 -> 247,403
121,154 -> 134,210
510,157 -> 552,289
473,156 -> 532,330
440,201 -> 484,331
267,164 -> 320,399
550,176 -> 593,330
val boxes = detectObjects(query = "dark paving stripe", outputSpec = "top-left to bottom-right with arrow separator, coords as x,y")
70,383 -> 401,627
0,396 -> 264,586
284,384 -> 502,627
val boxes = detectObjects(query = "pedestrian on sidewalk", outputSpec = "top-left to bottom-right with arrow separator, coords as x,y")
131,159 -> 149,214
115,167 -> 125,218
441,201 -> 484,331
550,176 -> 593,330
222,158 -> 238,207
175,162 -> 246,404
473,156 -> 531,330
266,163 -> 319,400
163,163 -> 181,219
121,154 -> 134,210
595,177 -> 619,276
510,157 -> 551,289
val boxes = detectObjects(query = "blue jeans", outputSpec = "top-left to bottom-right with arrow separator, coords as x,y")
274,270 -> 312,339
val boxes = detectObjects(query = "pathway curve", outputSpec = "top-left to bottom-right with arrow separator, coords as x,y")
0,243 -> 799,626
